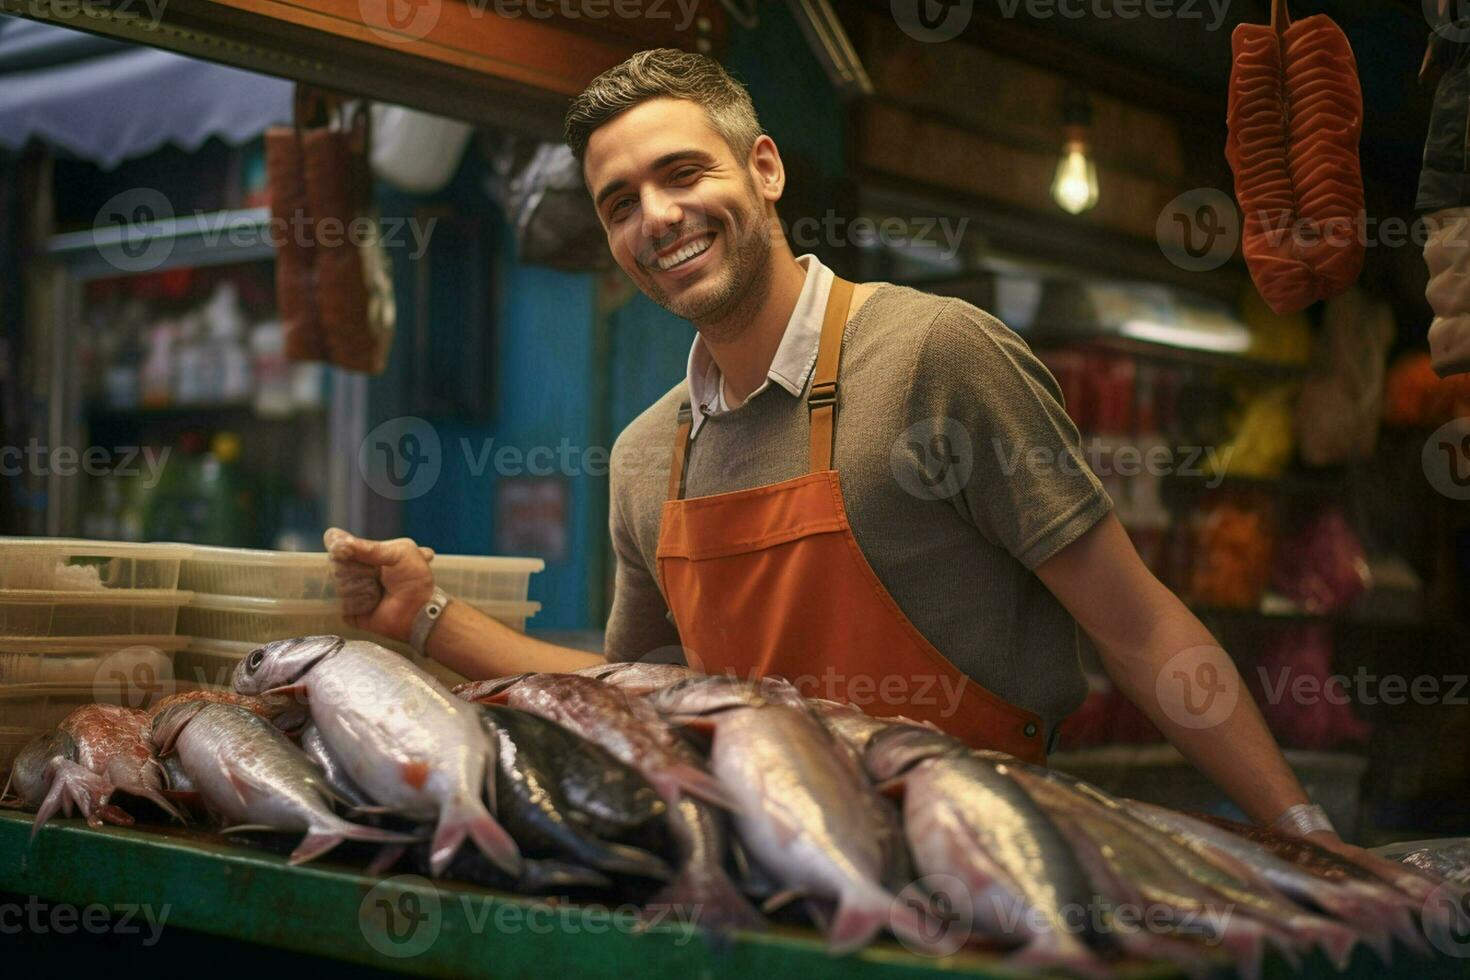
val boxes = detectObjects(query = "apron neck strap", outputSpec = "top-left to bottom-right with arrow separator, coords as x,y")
666,276 -> 856,501
808,276 -> 855,474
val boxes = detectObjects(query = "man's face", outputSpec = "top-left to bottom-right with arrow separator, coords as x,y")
584,98 -> 774,323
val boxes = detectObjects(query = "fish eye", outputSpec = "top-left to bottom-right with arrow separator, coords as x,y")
247,649 -> 264,672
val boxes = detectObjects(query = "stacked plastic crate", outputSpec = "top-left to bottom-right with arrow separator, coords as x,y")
0,539 -> 191,771
174,547 -> 543,689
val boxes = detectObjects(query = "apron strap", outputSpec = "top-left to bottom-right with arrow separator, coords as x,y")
667,401 -> 694,501
808,277 -> 855,474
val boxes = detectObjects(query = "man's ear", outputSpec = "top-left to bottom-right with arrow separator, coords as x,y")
747,135 -> 785,204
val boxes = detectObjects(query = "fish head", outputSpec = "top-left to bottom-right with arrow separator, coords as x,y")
862,723 -> 966,783
232,634 -> 345,696
646,675 -> 772,722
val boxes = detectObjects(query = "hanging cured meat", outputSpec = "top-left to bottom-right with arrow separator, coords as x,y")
1226,0 -> 1365,315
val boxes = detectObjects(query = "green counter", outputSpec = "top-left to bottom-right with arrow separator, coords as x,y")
0,810 -> 1462,979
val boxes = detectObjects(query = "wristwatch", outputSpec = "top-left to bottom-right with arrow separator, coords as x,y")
1272,803 -> 1336,838
408,587 -> 452,656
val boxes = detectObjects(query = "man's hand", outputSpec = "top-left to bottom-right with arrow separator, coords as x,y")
324,527 -> 436,643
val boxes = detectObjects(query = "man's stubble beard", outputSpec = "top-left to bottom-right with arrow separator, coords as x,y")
645,192 -> 775,340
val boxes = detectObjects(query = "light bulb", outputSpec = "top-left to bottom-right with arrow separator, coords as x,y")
1052,139 -> 1099,215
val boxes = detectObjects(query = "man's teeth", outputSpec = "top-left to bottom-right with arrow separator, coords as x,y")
656,234 -> 714,271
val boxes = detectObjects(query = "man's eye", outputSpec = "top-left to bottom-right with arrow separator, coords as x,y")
671,167 -> 699,183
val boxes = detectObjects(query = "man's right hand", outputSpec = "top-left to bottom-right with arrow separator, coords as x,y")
323,527 -> 437,643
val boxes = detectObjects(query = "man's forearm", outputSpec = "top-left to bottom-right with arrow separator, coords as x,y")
426,601 -> 604,679
1094,595 -> 1311,828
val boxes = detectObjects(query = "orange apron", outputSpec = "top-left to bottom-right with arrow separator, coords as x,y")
655,277 -> 1046,764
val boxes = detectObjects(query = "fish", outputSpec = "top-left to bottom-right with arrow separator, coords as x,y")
299,722 -> 376,812
60,703 -> 183,824
479,705 -> 672,881
7,728 -> 132,837
232,635 -> 520,877
1125,800 -> 1419,960
571,662 -> 695,696
1006,764 -> 1293,980
146,688 -> 302,726
652,677 -> 940,955
151,700 -> 416,864
463,673 -> 761,933
864,726 -> 1111,973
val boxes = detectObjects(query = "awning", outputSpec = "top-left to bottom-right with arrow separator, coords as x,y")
0,15 -> 291,169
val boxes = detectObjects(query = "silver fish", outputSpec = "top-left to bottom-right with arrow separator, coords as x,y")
571,662 -> 695,696
233,636 -> 520,877
865,726 -> 1109,973
653,678 -> 939,955
152,701 -> 414,864
460,673 -> 760,932
299,722 -> 375,812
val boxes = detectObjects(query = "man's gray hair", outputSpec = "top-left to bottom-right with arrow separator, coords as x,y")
564,48 -> 763,163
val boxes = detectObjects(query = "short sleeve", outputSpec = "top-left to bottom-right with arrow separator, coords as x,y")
904,299 -> 1112,570
603,444 -> 682,661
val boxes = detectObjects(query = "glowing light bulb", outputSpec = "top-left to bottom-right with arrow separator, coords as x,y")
1052,138 -> 1099,215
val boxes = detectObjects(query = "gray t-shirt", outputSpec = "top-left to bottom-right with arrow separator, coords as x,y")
605,283 -> 1112,733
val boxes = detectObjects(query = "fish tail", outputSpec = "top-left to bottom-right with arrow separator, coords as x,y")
647,860 -> 765,935
662,764 -> 740,812
1008,939 -> 1113,980
332,816 -> 421,846
1296,916 -> 1359,971
289,828 -> 346,865
827,886 -> 895,956
32,761 -> 114,839
433,795 -> 521,878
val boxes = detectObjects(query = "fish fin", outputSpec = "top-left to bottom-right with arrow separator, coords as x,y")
826,888 -> 890,956
224,766 -> 254,810
346,804 -> 395,816
366,844 -> 408,876
432,796 -> 520,878
289,829 -> 344,865
521,859 -> 612,892
332,818 -> 420,846
1300,917 -> 1358,971
220,823 -> 277,835
761,888 -> 806,914
648,863 -> 765,934
121,784 -> 185,824
262,682 -> 310,706
591,841 -> 673,882
31,760 -> 113,839
803,897 -> 834,933
667,764 -> 740,812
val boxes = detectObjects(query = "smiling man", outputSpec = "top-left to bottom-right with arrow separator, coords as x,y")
326,48 -> 1358,852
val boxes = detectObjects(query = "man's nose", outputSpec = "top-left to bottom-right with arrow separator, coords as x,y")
640,188 -> 684,240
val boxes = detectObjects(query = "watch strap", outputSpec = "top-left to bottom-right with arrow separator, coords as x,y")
408,587 -> 452,656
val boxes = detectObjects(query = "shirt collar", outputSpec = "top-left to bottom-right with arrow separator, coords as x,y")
685,254 -> 835,438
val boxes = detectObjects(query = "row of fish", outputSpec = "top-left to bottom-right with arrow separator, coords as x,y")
3,639 -> 1466,976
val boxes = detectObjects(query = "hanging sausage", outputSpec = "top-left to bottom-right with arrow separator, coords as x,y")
1226,0 -> 1365,315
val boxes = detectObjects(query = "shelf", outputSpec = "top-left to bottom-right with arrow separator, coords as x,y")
48,207 -> 275,279
1028,332 -> 1308,378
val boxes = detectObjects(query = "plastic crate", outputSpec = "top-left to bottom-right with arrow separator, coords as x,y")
0,538 -> 185,591
0,635 -> 184,686
430,555 -> 544,604
0,677 -> 176,730
0,589 -> 190,637
177,595 -> 342,645
178,546 -> 335,600
174,638 -> 256,690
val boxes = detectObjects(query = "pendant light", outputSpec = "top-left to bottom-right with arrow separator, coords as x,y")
1051,86 -> 1100,215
